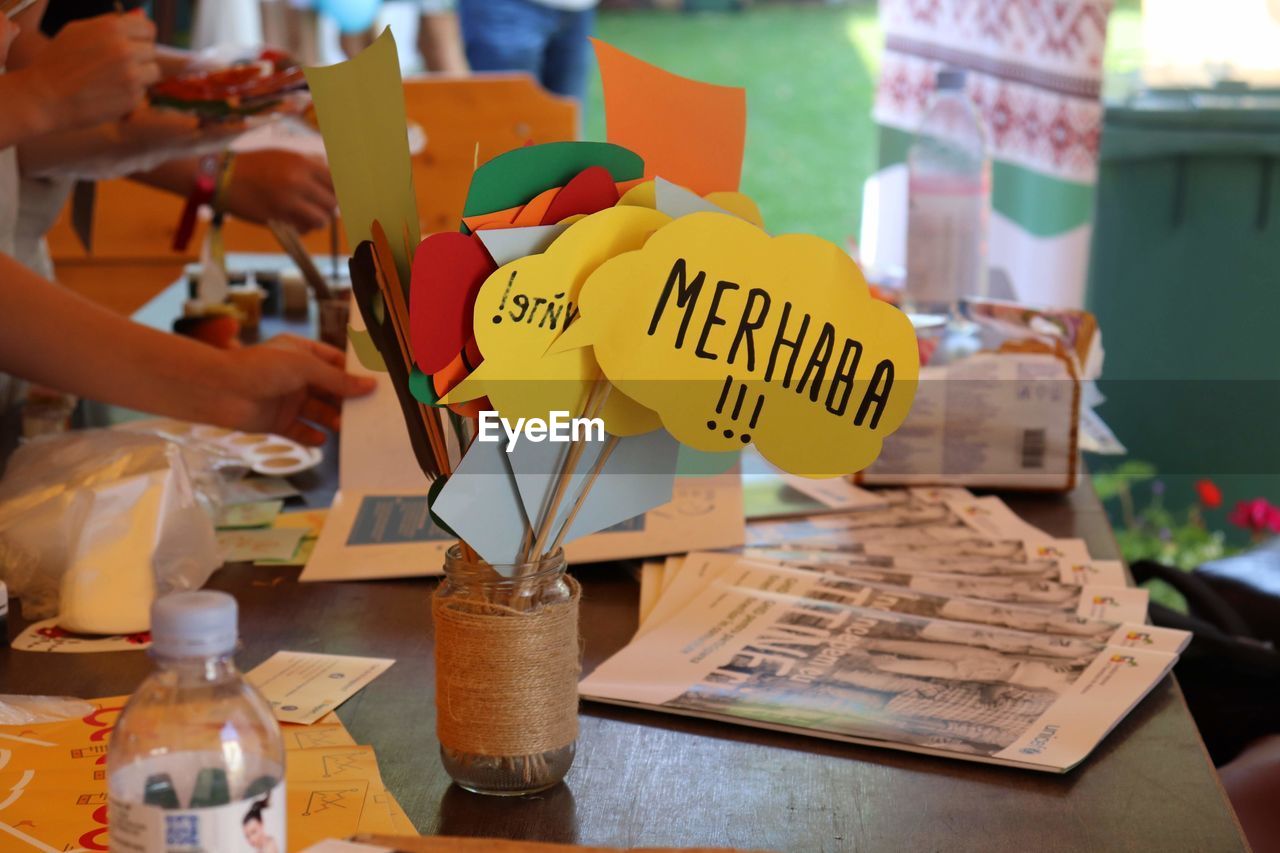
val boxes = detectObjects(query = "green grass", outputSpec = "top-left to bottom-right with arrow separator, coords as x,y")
585,0 -> 1144,244
586,2 -> 882,245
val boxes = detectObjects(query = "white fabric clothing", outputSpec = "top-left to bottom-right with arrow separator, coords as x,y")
15,175 -> 74,279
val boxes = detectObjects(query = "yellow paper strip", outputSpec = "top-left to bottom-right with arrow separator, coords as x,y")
306,29 -> 421,288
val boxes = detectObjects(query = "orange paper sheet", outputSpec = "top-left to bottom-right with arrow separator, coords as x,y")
593,39 -> 746,195
0,697 -> 406,852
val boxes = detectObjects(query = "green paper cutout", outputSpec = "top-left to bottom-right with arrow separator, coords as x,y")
462,141 -> 644,222
427,474 -> 457,537
348,326 -> 387,372
409,368 -> 439,405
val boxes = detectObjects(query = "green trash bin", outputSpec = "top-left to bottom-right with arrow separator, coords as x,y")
1085,85 -> 1280,530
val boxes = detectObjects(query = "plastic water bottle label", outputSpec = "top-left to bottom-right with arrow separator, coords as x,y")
906,179 -> 988,307
109,780 -> 285,853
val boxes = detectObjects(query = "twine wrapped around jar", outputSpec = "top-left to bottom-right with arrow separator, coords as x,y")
432,576 -> 581,758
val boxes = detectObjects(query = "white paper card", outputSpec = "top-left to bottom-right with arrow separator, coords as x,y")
779,473 -> 886,511
247,651 -> 395,724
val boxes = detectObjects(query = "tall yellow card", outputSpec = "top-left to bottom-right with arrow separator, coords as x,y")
306,29 -> 420,288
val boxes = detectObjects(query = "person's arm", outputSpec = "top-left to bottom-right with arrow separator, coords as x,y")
131,149 -> 338,234
0,12 -> 158,149
0,254 -> 374,444
418,10 -> 469,74
155,44 -> 194,77
17,108 -> 244,179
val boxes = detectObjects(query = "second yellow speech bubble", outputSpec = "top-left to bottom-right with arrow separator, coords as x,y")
446,205 -> 672,434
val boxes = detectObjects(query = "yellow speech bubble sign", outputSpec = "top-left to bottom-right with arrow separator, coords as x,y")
556,212 -> 919,477
446,205 -> 672,434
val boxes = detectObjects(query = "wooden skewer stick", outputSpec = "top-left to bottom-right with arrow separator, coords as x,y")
547,433 -> 620,556
370,222 -> 453,473
527,443 -> 586,562
267,219 -> 332,301
367,235 -> 449,472
330,219 -> 341,281
528,381 -> 610,560
2,0 -> 43,19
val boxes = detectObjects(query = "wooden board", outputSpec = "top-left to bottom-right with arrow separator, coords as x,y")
356,836 -> 759,852
0,478 -> 1247,852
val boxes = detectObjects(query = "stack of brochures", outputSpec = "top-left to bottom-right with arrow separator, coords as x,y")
581,487 -> 1189,773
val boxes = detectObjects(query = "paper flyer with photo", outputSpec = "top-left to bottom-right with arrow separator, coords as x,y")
655,554 -> 1147,622
741,495 -> 1121,587
304,363 -> 744,581
661,554 -> 1185,653
584,560 -> 1184,773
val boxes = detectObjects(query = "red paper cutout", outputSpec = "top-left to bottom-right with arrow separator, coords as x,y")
541,165 -> 621,225
409,231 -> 496,376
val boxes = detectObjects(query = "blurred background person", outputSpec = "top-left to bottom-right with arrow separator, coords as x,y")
8,3 -> 335,281
258,0 -> 471,73
416,0 -> 468,73
457,0 -> 597,102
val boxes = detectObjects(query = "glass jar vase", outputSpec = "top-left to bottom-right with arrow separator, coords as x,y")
432,545 -> 580,796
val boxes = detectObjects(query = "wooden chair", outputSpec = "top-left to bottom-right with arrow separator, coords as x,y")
45,73 -> 577,315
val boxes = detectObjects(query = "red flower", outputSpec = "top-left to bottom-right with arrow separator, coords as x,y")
1196,479 -> 1223,509
1228,498 -> 1280,534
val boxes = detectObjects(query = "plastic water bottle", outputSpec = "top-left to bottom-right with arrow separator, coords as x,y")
905,68 -> 991,321
108,591 -> 286,852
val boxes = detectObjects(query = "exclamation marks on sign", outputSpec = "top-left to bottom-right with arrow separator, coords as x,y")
491,269 -> 518,324
707,375 -> 764,444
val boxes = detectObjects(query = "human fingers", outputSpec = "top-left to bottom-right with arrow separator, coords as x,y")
297,336 -> 348,370
281,419 -> 328,446
202,117 -> 248,141
299,158 -> 337,206
299,396 -> 342,432
299,353 -> 377,399
268,333 -> 345,368
116,11 -> 157,43
124,108 -> 200,144
284,198 -> 331,234
128,43 -> 161,88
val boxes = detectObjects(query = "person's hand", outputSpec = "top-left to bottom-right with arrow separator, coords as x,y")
115,107 -> 245,157
23,12 -> 159,132
221,150 -> 337,234
219,334 -> 376,445
99,107 -> 245,175
24,107 -> 248,179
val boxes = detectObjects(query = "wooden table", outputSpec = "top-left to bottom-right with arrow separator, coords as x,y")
0,278 -> 1249,852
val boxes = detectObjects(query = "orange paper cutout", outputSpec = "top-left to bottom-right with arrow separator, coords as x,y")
512,187 -> 560,227
462,208 -> 519,232
433,349 -> 489,418
593,39 -> 746,196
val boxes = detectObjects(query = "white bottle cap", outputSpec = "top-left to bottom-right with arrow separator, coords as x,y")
936,68 -> 967,91
151,591 -> 238,658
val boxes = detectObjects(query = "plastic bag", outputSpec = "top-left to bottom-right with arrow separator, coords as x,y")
0,430 -> 222,632
0,695 -> 94,725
